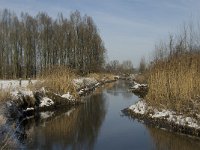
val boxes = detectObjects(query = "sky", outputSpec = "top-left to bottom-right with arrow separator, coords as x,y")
0,0 -> 200,67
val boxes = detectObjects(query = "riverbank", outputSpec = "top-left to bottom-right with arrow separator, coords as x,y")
124,99 -> 200,137
125,81 -> 200,138
0,72 -> 117,148
0,74 -> 117,116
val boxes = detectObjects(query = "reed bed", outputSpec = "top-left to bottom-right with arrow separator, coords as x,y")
147,53 -> 200,113
146,22 -> 200,114
39,66 -> 78,97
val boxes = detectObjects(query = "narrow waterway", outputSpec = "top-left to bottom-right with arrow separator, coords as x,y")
18,80 -> 200,150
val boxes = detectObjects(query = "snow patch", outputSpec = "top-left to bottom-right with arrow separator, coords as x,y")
151,109 -> 175,118
129,100 -> 200,129
11,90 -> 34,98
73,77 -> 98,89
61,92 -> 75,101
114,76 -> 120,79
78,89 -> 84,95
95,82 -> 100,86
131,82 -> 147,90
0,80 -> 37,90
39,97 -> 54,107
24,107 -> 34,111
129,100 -> 147,114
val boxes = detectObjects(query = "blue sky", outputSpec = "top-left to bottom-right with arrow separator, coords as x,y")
0,0 -> 200,66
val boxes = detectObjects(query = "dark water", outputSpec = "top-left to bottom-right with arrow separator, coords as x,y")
18,80 -> 200,150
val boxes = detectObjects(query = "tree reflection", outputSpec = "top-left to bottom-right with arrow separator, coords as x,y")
18,93 -> 107,150
14,80 -> 134,149
106,80 -> 133,99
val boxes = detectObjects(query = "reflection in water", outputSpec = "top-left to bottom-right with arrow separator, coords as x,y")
22,93 -> 107,150
12,80 -> 200,150
106,81 -> 133,99
147,126 -> 200,150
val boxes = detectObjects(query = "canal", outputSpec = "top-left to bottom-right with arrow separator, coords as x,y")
18,80 -> 200,150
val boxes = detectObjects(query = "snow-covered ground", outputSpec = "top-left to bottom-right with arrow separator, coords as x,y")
10,90 -> 34,98
73,77 -> 98,89
2,77 -> 105,114
114,76 -> 120,79
39,97 -> 54,107
129,100 -> 147,114
0,80 -> 37,90
129,100 -> 200,129
61,92 -> 75,101
73,77 -> 101,96
130,81 -> 147,89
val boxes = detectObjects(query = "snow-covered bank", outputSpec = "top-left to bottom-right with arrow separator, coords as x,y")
0,74 -> 118,148
73,77 -> 117,96
0,80 -> 37,90
2,76 -> 117,118
124,100 -> 200,137
129,81 -> 148,98
0,76 -> 117,133
130,81 -> 147,90
73,78 -> 98,89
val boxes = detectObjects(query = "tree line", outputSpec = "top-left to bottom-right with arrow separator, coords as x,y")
105,60 -> 134,74
0,9 -> 106,79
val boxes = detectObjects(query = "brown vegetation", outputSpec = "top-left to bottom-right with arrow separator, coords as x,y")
39,67 -> 78,97
0,90 -> 11,102
134,73 -> 148,84
146,22 -> 200,114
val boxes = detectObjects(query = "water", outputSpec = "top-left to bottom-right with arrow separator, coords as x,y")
18,80 -> 200,150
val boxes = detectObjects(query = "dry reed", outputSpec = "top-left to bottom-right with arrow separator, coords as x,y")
146,53 -> 200,114
145,22 -> 200,115
39,66 -> 78,97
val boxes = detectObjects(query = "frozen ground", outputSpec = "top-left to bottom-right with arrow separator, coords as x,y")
129,100 -> 200,129
130,81 -> 147,89
62,92 -> 75,101
0,80 -> 37,90
2,77 -> 103,112
73,78 -> 98,89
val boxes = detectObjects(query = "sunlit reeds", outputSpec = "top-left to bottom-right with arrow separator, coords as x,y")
39,66 -> 78,97
146,22 -> 200,114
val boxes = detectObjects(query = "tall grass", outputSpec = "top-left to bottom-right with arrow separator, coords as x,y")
146,22 -> 200,114
39,66 -> 77,97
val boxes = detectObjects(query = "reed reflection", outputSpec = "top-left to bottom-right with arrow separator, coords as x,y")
22,93 -> 108,150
